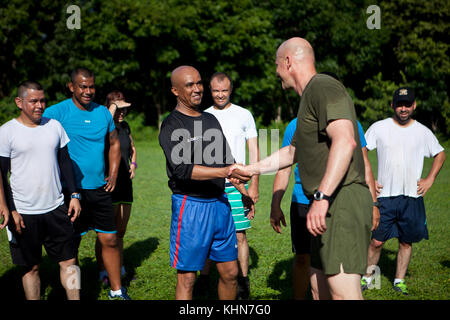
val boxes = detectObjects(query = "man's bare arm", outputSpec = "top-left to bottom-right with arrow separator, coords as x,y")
105,129 -> 121,192
247,137 -> 260,203
230,145 -> 296,180
362,147 -> 380,231
307,119 -> 356,236
417,150 -> 446,196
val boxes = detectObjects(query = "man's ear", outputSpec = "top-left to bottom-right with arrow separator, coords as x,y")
412,101 -> 417,111
68,82 -> 74,93
285,55 -> 292,71
15,97 -> 22,110
171,87 -> 178,97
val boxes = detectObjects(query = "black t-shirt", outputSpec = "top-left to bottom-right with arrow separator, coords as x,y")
159,109 -> 234,198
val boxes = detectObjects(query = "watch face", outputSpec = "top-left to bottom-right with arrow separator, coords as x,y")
314,191 -> 322,200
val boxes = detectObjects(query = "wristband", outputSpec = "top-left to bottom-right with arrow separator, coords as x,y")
71,193 -> 81,200
131,162 -> 137,168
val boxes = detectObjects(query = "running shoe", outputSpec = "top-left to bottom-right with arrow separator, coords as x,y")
361,278 -> 369,292
393,280 -> 409,295
108,287 -> 132,300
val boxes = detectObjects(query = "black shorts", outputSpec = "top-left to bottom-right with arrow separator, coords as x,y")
65,187 -> 117,236
372,196 -> 428,243
8,205 -> 76,267
111,169 -> 133,204
290,202 -> 311,255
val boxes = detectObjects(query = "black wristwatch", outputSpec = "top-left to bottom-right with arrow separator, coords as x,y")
313,190 -> 332,202
373,201 -> 380,208
71,193 -> 82,200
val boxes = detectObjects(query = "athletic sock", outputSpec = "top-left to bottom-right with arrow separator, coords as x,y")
394,278 -> 404,285
110,288 -> 122,297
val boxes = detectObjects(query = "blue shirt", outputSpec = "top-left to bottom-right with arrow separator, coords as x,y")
43,98 -> 115,189
282,118 -> 367,204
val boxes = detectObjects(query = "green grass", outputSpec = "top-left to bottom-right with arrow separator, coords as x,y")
0,132 -> 448,300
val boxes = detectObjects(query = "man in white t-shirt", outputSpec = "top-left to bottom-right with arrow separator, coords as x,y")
0,81 -> 81,300
194,72 -> 259,299
362,87 -> 446,295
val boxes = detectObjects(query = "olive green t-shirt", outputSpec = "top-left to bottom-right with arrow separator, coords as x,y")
291,74 -> 366,197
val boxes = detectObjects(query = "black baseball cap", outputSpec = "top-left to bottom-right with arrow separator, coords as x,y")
393,87 -> 415,106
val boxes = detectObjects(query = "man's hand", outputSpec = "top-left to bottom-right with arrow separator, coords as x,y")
0,204 -> 9,229
104,175 -> 117,192
129,163 -> 136,179
417,177 -> 434,197
375,181 -> 383,196
11,210 -> 25,235
228,164 -> 252,183
248,183 -> 259,204
241,194 -> 255,220
372,206 -> 380,231
68,198 -> 81,222
270,205 -> 286,234
306,200 -> 329,237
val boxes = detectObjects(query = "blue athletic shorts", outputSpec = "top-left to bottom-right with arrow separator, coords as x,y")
372,196 -> 429,243
170,193 -> 238,271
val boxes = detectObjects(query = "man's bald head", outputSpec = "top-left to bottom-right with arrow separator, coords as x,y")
277,37 -> 315,64
171,66 -> 200,87
275,37 -> 317,95
170,65 -> 204,109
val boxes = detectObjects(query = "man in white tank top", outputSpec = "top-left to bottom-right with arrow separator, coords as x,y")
362,87 -> 446,295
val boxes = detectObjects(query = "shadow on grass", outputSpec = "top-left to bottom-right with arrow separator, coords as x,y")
440,260 -> 450,269
376,247 -> 399,282
267,257 -> 294,300
0,237 -> 159,300
122,237 -> 159,286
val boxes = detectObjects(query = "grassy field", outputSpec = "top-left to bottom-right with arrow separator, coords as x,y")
0,129 -> 448,300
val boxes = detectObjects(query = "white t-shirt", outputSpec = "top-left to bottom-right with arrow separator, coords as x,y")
365,118 -> 444,198
205,103 -> 258,164
0,117 -> 69,214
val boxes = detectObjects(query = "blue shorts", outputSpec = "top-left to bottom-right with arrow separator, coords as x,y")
372,196 -> 429,243
170,193 -> 238,271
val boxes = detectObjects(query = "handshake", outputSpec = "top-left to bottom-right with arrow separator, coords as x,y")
226,163 -> 255,184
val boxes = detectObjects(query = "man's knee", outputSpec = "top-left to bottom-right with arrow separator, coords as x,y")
23,264 -> 39,277
399,241 -> 412,249
371,239 -> 384,249
236,231 -> 247,245
59,258 -> 77,268
97,233 -> 119,248
218,262 -> 238,282
177,271 -> 196,289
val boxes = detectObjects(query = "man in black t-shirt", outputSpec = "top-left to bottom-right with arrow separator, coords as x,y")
159,66 -> 253,300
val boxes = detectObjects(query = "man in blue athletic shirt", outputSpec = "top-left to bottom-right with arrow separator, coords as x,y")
43,68 -> 130,299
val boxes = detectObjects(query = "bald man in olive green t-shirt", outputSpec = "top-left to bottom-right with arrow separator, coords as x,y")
228,37 -> 373,300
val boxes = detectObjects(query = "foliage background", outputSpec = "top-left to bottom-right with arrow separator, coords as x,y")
0,0 -> 448,135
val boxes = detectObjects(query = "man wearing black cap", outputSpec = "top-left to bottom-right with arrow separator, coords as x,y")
362,87 -> 446,295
